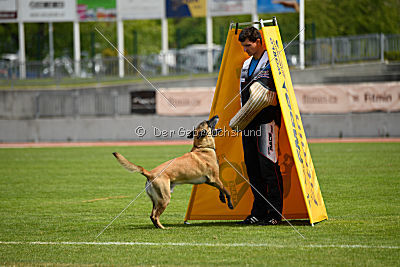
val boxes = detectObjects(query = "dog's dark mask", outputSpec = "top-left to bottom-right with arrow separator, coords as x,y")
187,115 -> 220,139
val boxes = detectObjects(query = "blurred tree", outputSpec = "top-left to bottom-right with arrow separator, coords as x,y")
212,14 -> 251,45
80,22 -> 117,59
170,17 -> 205,48
123,19 -> 161,55
0,23 -> 18,55
306,0 -> 400,37
25,23 -> 45,61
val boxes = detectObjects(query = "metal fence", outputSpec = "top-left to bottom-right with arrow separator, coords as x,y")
0,46 -> 223,81
33,90 -> 130,118
0,33 -> 399,81
285,33 -> 400,67
0,88 -> 136,119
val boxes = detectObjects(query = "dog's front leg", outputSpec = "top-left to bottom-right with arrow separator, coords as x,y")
206,180 -> 234,210
218,191 -> 226,204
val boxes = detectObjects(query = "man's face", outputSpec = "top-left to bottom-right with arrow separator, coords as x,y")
241,38 -> 261,57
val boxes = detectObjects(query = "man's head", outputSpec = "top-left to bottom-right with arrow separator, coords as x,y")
239,27 -> 264,59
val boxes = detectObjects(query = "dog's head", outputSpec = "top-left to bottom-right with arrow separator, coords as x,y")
187,115 -> 222,149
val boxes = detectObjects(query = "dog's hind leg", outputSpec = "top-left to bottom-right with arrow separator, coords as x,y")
150,204 -> 158,228
146,181 -> 160,228
149,198 -> 159,228
153,200 -> 169,229
149,182 -> 171,229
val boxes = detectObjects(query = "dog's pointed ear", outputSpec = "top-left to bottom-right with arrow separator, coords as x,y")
187,130 -> 194,139
207,115 -> 219,129
197,129 -> 208,139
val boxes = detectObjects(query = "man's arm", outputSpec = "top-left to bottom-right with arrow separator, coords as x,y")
229,81 -> 277,131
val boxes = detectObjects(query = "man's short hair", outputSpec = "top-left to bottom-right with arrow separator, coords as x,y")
239,26 -> 262,45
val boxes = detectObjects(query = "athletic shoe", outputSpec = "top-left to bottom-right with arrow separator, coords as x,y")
236,215 -> 262,225
259,217 -> 281,226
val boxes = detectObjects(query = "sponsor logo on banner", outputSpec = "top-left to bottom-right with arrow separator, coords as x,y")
294,82 -> 400,114
29,2 -> 65,9
156,88 -> 214,116
19,0 -> 76,22
209,0 -> 252,16
130,91 -> 155,114
0,0 -> 17,22
117,0 -> 162,20
77,0 -> 116,21
166,0 -> 206,18
257,0 -> 298,14
0,11 -> 16,19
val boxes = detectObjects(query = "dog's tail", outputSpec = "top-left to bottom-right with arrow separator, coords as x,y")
112,152 -> 151,178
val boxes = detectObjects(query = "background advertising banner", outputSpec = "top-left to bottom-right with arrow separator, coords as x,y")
117,0 -> 163,20
155,82 -> 400,115
19,0 -> 77,22
295,82 -> 400,114
209,0 -> 252,16
156,88 -> 214,116
77,0 -> 116,21
130,91 -> 155,114
257,0 -> 298,14
166,0 -> 206,18
0,0 -> 17,22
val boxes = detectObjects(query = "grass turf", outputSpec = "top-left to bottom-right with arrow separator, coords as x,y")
0,143 -> 399,266
0,73 -> 217,90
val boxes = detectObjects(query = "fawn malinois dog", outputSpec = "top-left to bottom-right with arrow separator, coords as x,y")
113,115 -> 233,229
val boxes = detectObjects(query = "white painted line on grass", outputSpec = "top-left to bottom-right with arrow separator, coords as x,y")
0,241 -> 398,250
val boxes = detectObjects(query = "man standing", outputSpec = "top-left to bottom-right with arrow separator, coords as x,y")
236,26 -> 283,225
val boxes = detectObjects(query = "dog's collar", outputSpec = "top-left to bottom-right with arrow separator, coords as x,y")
194,145 -> 216,151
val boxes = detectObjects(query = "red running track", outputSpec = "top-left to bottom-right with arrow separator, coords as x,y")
1,138 -> 400,148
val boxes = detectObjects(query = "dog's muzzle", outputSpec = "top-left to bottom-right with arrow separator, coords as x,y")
187,115 -> 220,139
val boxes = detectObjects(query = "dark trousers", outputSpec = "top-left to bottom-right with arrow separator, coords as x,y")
242,132 -> 283,219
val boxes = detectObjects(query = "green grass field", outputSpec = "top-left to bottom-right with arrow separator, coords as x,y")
0,143 -> 399,266
0,73 -> 217,90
